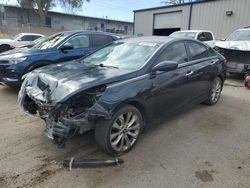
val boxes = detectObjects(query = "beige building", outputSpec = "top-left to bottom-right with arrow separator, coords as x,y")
0,4 -> 133,36
134,0 -> 250,39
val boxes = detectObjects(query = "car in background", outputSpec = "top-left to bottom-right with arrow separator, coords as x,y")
0,31 -> 118,87
0,33 -> 44,53
18,36 -> 47,49
170,30 -> 216,48
19,37 -> 225,155
215,28 -> 250,74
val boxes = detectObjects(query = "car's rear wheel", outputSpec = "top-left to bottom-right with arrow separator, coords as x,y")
204,77 -> 222,105
95,105 -> 143,156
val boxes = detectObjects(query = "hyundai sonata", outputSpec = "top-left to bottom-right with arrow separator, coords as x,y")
19,36 -> 226,156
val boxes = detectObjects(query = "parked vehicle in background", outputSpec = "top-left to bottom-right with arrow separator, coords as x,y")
0,33 -> 44,53
19,37 -> 226,156
0,31 -> 118,87
170,30 -> 216,48
18,36 -> 47,49
215,28 -> 250,74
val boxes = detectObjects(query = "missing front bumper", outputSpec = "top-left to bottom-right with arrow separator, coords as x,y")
44,116 -> 94,146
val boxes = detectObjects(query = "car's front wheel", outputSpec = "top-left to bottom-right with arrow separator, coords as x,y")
95,105 -> 143,156
204,77 -> 223,105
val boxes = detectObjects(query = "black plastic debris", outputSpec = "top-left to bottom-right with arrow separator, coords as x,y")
63,158 -> 124,170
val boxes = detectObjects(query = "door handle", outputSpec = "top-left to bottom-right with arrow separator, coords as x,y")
186,71 -> 194,76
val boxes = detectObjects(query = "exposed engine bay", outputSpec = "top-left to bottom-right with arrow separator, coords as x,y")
18,70 -> 108,146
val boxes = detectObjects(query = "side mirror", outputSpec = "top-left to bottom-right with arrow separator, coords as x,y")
152,61 -> 178,73
220,38 -> 226,41
60,43 -> 74,52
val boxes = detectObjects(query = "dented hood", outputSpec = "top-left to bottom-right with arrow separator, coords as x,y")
215,41 -> 250,51
21,61 -> 134,103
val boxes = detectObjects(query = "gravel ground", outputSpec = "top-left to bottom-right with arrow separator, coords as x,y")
0,75 -> 249,188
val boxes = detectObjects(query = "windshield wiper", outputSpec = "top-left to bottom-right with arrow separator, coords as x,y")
95,63 -> 119,69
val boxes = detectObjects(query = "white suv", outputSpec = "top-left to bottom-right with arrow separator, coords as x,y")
0,33 -> 44,53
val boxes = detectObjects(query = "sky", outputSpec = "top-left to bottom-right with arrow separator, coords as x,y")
4,0 -> 167,22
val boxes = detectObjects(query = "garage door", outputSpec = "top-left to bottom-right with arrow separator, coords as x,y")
154,11 -> 182,29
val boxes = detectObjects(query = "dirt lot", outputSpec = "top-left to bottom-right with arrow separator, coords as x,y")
0,76 -> 249,188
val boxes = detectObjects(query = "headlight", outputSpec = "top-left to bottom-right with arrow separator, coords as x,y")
0,53 -> 27,64
9,57 -> 27,64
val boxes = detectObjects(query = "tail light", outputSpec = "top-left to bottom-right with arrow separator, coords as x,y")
223,59 -> 228,65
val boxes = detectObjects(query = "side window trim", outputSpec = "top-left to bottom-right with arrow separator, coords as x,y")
178,56 -> 218,68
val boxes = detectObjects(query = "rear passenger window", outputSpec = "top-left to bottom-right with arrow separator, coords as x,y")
92,34 -> 114,48
32,35 -> 41,41
187,42 -> 209,60
21,35 -> 34,41
208,48 -> 217,57
157,42 -> 188,64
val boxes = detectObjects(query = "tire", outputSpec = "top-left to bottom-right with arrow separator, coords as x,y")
204,77 -> 222,105
95,105 -> 143,156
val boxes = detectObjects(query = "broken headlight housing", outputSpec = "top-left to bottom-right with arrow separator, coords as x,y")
55,85 -> 107,119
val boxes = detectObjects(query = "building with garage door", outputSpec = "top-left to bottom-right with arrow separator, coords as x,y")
133,0 -> 250,39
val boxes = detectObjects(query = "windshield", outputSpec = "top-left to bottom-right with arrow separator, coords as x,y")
32,33 -> 66,49
14,34 -> 22,40
81,42 -> 159,70
170,32 -> 196,39
227,30 -> 250,41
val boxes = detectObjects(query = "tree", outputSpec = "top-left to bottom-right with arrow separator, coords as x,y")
17,0 -> 90,25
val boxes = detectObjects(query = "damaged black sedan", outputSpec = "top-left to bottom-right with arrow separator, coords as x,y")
19,37 -> 225,156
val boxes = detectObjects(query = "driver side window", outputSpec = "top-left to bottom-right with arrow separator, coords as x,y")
197,32 -> 207,41
67,35 -> 90,49
156,42 -> 188,64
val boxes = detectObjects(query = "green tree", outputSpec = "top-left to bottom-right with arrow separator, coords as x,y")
17,0 -> 90,25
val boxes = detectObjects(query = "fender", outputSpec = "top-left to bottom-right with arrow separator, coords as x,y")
25,60 -> 54,73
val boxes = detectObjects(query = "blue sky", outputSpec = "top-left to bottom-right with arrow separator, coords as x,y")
5,0 -> 165,22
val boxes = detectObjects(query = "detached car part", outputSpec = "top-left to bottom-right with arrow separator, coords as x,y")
63,158 -> 124,169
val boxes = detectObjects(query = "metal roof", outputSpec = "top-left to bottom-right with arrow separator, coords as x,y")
134,0 -> 217,13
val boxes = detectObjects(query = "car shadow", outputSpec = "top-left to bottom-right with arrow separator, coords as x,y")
0,85 -> 19,95
227,73 -> 245,81
144,103 -> 203,134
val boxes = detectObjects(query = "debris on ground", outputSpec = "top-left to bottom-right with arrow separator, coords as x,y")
63,158 -> 124,170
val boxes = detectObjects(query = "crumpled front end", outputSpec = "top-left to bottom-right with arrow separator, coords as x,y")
18,71 -> 108,146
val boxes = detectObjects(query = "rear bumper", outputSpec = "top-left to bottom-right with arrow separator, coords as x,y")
226,62 -> 250,73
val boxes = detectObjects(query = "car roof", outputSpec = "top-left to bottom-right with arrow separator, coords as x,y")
236,28 -> 250,31
121,36 -> 184,45
174,30 -> 212,33
59,30 -> 118,37
120,36 -> 210,48
19,33 -> 44,36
